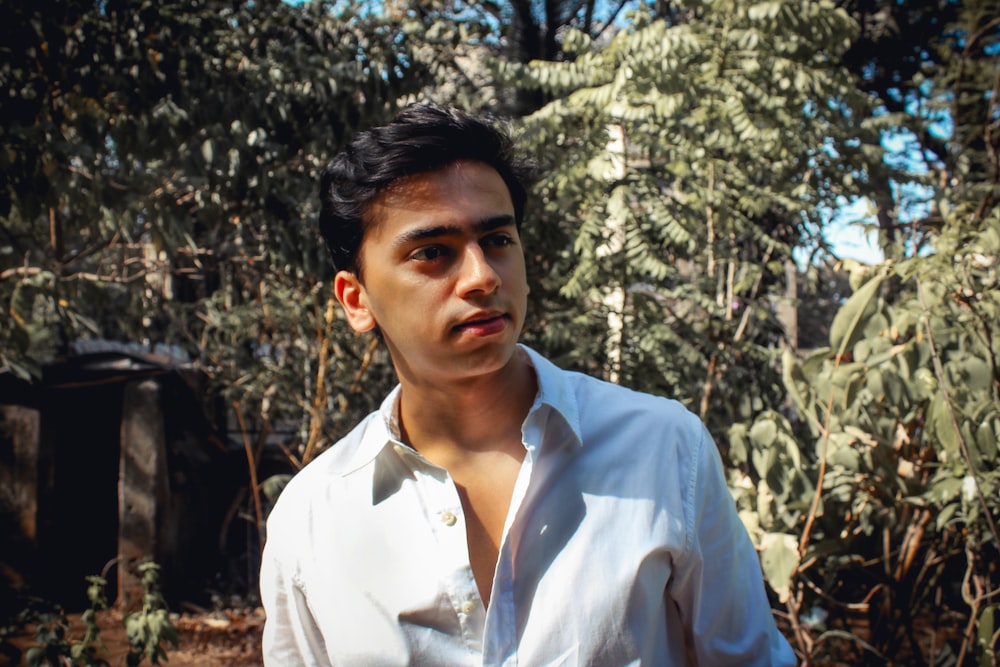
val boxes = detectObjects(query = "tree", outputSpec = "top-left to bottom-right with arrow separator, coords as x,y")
735,2 -> 999,661
743,215 -> 999,664
363,0 -> 641,115
835,0 -> 1000,266
502,0 -> 883,437
0,0 -> 425,463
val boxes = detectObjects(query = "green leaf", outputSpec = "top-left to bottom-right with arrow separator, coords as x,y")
728,424 -> 750,466
261,473 -> 292,503
927,476 -> 963,505
927,393 -> 960,457
936,502 -> 960,531
759,532 -> 800,603
200,138 -> 214,165
975,416 -> 999,462
978,604 -> 996,661
829,271 -> 885,355
749,417 -> 778,447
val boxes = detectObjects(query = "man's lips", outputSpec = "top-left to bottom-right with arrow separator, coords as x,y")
453,312 -> 508,335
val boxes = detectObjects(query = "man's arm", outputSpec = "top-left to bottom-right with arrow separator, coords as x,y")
669,425 -> 798,666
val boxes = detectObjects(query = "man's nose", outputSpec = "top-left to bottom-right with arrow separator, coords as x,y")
457,244 -> 501,296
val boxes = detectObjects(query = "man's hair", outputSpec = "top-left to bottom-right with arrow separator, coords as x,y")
318,104 -> 531,275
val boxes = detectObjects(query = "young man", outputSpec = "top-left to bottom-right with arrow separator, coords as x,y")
260,104 -> 796,666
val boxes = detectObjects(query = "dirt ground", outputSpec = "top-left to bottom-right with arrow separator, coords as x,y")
3,608 -> 264,667
3,606 -> 969,666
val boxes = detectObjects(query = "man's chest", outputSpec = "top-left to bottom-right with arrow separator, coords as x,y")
449,448 -> 526,606
296,463 -> 687,665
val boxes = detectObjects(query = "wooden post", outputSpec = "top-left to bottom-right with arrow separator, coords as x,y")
0,404 -> 41,551
118,379 -> 169,609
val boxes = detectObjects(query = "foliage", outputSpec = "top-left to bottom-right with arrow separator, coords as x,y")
123,563 -> 177,667
75,576 -> 111,667
734,216 -> 999,662
0,0 -> 424,468
23,606 -> 74,667
1,0 -> 997,661
506,0 -> 883,437
729,1 -> 1000,661
12,576 -> 109,667
362,0 -> 640,115
501,0 -> 999,662
6,566 -> 178,666
834,0 -> 1000,263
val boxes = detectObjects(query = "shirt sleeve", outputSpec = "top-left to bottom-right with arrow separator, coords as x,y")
669,424 -> 798,666
259,508 -> 331,667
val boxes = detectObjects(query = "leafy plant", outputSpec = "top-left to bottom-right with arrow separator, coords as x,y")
731,2 -> 1000,661
20,576 -> 110,667
6,567 -> 178,667
0,0 -> 422,473
123,563 -> 178,667
23,603 -> 72,667
732,214 -> 999,662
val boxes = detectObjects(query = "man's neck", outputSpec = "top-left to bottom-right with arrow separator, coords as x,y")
394,348 -> 537,464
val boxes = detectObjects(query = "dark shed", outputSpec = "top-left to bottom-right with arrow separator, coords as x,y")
0,344 -> 242,610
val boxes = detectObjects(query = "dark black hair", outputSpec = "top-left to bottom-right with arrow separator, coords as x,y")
318,104 -> 532,275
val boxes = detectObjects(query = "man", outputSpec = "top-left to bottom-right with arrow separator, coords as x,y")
260,104 -> 796,666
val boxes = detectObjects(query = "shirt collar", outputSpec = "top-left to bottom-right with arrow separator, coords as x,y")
338,344 -> 584,478
519,345 -> 584,448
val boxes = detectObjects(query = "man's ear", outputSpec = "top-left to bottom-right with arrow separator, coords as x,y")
334,270 -> 377,333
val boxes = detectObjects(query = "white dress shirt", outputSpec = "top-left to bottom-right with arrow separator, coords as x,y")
260,346 -> 796,666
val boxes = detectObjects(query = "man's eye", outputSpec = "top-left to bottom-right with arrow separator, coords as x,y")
411,246 -> 447,261
483,234 -> 514,249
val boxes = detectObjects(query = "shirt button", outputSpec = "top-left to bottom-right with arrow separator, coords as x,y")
440,511 -> 457,526
460,600 -> 476,615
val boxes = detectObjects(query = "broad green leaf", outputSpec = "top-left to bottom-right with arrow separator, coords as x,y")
749,417 -> 778,447
975,416 -> 999,462
927,393 -> 961,457
738,510 -> 761,545
829,272 -> 885,355
927,476 -> 963,505
978,605 -> 996,660
936,502 -> 960,531
728,424 -> 750,466
200,138 -> 214,165
829,445 -> 860,471
759,532 -> 800,603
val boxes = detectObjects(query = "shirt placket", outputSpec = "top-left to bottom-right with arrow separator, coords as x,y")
401,444 -> 487,651
482,410 -> 543,667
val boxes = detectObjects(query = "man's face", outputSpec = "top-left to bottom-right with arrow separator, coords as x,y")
334,160 -> 528,386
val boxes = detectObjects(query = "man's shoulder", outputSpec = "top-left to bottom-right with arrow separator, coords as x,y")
268,411 -> 383,514
307,410 -> 383,468
582,375 -> 703,442
537,359 -> 713,509
526,347 -> 706,454
549,360 -> 698,428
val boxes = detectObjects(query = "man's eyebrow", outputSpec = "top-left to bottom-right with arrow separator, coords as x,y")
393,215 -> 516,247
475,214 -> 517,233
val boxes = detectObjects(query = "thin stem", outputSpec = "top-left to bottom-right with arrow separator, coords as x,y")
234,400 -> 265,549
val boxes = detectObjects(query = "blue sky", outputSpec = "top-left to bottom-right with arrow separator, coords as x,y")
826,202 -> 883,264
826,123 -> 940,265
